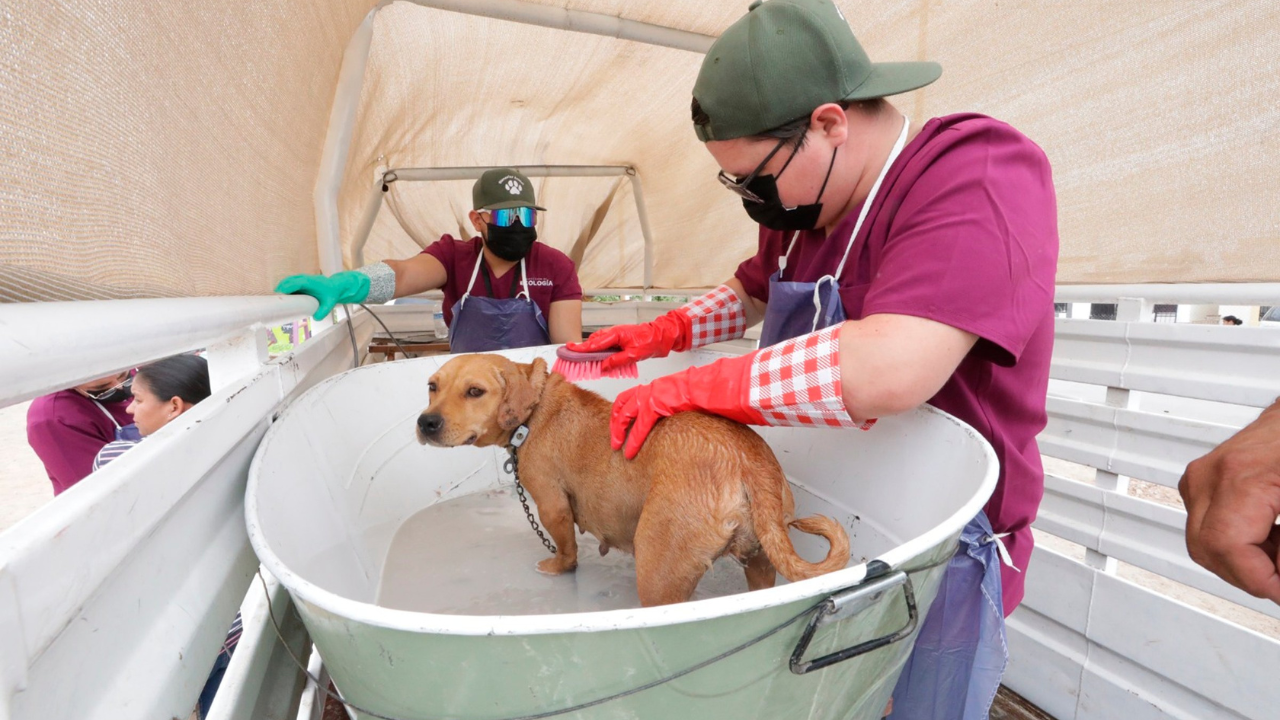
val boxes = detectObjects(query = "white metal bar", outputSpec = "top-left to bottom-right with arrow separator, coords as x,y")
390,165 -> 632,182
1035,474 -> 1280,620
350,165 -> 637,269
1051,318 -> 1280,409
1055,283 -> 1280,305
349,172 -> 388,269
1040,395 -> 1243,488
294,645 -> 330,720
0,296 -> 318,408
205,327 -> 271,393
403,0 -> 716,54
627,170 -> 655,291
314,5 -> 382,275
0,317 -> 369,720
1006,546 -> 1280,720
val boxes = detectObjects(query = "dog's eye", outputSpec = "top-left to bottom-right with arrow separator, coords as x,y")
466,387 -> 486,398
428,382 -> 437,393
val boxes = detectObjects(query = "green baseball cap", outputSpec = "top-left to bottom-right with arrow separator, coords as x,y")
472,168 -> 546,211
692,0 -> 942,142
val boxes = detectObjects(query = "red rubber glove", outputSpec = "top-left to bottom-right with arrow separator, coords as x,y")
611,354 -> 764,459
568,285 -> 748,372
610,325 -> 874,459
567,310 -> 691,372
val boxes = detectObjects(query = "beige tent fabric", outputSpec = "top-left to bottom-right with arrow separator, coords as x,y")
2,0 -> 1277,302
0,0 -> 374,302
340,0 -> 1280,289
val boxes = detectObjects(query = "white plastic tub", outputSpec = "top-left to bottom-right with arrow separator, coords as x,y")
246,346 -> 997,720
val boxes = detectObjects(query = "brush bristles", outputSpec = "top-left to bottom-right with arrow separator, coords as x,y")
551,357 -> 639,383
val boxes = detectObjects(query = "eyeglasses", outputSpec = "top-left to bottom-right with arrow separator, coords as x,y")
717,136 -> 799,204
487,207 -> 537,228
84,375 -> 132,401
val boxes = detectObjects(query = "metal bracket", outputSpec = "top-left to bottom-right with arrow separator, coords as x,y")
789,570 -> 918,675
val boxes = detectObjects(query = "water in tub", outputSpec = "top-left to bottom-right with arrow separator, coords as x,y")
375,484 -> 880,615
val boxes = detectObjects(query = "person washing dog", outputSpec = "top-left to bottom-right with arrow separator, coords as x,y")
277,168 -> 583,352
569,1 -> 1058,717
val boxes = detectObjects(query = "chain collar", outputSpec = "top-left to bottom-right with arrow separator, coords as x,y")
503,424 -> 556,555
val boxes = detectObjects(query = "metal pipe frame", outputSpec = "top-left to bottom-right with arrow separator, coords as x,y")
0,296 -> 319,408
1055,283 -> 1280,306
352,165 -> 656,291
402,0 -> 716,54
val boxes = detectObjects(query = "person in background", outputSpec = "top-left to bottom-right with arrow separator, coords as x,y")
1222,315 -> 1243,326
88,354 -> 231,720
93,354 -> 212,469
27,371 -> 135,495
276,168 -> 583,352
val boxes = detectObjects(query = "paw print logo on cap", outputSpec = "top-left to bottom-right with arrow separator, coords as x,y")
502,177 -> 524,195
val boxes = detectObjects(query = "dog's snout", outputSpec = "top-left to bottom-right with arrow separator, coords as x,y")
418,413 -> 444,436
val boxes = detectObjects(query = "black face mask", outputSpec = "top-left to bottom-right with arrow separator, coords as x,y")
485,221 -> 537,262
742,145 -> 839,232
92,388 -> 131,404
85,377 -> 132,405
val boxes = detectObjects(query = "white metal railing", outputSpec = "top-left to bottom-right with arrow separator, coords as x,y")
0,296 -> 364,720
1006,284 -> 1280,720
1,296 -> 320,406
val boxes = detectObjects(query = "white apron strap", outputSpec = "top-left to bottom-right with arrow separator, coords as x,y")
92,399 -> 122,430
834,114 -> 912,279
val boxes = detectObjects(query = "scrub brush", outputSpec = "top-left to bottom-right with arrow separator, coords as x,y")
552,346 -> 639,382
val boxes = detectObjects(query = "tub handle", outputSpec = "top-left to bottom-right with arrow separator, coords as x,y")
789,569 -> 918,674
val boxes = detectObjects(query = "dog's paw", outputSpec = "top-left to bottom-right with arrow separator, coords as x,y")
536,556 -> 577,575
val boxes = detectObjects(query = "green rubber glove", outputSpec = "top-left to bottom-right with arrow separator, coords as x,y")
275,272 -> 371,320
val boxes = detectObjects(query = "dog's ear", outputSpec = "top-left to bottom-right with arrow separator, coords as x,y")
497,357 -> 548,430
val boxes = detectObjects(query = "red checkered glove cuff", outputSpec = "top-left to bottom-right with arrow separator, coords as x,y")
678,285 -> 748,349
747,325 -> 877,430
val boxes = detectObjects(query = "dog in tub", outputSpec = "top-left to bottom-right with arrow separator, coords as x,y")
415,353 -> 849,607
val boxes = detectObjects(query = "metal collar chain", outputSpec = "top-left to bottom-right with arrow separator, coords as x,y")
504,425 -> 556,555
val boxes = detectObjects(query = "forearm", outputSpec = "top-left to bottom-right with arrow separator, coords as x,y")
837,314 -> 978,419
383,254 -> 448,299
548,300 -> 584,344
724,278 -> 767,328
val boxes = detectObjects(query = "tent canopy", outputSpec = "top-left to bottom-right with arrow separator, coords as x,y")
2,0 -> 1276,302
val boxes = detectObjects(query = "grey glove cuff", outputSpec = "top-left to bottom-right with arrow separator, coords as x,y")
355,262 -> 397,304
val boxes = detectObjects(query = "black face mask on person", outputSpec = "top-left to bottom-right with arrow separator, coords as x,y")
722,135 -> 839,232
484,220 -> 538,262
84,377 -> 132,405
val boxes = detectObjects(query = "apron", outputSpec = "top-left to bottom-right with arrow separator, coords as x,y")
750,116 -> 1011,717
757,114 -> 911,349
447,253 -> 550,353
92,399 -> 141,442
889,512 -> 1011,720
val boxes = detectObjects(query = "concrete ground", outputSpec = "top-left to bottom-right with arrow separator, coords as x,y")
0,401 -> 52,534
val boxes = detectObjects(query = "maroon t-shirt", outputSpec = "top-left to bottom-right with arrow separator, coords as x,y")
736,114 -> 1059,612
423,236 -> 583,325
27,390 -> 133,495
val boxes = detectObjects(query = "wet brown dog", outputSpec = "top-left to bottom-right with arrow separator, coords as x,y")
416,354 -> 850,606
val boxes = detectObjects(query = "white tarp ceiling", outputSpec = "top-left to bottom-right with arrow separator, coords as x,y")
1,0 -> 1277,301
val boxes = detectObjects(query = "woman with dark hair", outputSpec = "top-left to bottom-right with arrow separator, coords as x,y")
90,353 -> 235,719
93,354 -> 211,469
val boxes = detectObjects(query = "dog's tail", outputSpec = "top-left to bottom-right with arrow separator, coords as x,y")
750,481 -> 851,583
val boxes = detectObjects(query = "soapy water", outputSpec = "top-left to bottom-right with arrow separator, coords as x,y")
377,488 -> 762,615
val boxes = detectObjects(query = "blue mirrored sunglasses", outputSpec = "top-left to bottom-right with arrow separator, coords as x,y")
489,207 -> 537,228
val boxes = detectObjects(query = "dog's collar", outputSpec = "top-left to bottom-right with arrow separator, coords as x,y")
506,424 -> 530,453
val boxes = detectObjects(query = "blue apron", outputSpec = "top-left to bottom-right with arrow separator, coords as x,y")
448,254 -> 550,354
754,117 -> 1011,718
889,513 -> 1011,720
